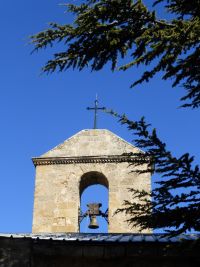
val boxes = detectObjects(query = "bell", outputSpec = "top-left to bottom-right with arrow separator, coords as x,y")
88,215 -> 99,229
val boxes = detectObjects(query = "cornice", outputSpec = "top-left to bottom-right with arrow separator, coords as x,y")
32,155 -> 136,167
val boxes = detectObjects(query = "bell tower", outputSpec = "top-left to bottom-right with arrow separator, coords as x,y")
32,129 -> 151,233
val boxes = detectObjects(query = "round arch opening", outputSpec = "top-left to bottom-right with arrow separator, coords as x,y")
79,171 -> 109,196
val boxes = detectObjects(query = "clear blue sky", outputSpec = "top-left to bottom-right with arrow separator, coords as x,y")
0,0 -> 199,233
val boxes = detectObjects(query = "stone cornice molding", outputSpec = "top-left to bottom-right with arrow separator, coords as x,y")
32,155 -> 137,166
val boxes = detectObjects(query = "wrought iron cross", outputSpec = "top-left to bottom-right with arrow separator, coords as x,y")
87,95 -> 106,129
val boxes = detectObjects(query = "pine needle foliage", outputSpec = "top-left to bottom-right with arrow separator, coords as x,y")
30,0 -> 200,236
31,0 -> 200,108
106,110 -> 200,235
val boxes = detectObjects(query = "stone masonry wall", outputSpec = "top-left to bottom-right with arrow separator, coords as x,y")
32,162 -> 151,233
32,129 -> 151,233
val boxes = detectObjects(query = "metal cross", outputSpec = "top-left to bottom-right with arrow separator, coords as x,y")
87,95 -> 106,129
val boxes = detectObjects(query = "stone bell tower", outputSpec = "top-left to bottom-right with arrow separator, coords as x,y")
32,129 -> 151,233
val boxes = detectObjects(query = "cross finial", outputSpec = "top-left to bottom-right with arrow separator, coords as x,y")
87,95 -> 106,129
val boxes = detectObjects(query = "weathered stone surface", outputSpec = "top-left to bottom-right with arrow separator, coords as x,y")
40,129 -> 141,157
32,129 -> 151,233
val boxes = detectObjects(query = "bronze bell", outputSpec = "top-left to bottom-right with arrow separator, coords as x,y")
88,215 -> 99,229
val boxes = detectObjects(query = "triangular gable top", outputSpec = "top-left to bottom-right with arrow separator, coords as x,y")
39,129 -> 142,158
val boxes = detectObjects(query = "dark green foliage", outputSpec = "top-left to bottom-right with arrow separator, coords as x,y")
107,110 -> 200,235
153,0 -> 200,18
30,1 -> 200,235
31,0 -> 200,108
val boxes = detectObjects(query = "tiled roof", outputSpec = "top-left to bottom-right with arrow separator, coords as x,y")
0,233 -> 199,243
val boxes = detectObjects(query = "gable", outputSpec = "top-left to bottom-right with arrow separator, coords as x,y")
40,129 -> 141,158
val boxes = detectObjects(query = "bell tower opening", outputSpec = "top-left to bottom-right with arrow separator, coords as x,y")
79,172 -> 109,233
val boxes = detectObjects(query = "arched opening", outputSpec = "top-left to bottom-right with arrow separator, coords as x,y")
79,172 -> 109,233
